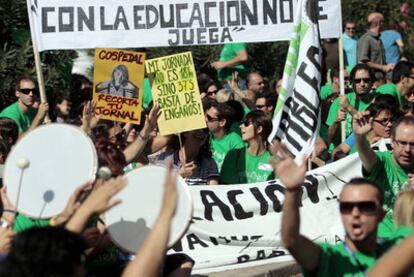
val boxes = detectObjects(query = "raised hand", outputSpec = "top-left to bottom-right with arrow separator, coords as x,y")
352,110 -> 372,135
0,227 -> 14,253
269,143 -> 306,191
141,104 -> 161,138
81,101 -> 101,134
161,160 -> 178,218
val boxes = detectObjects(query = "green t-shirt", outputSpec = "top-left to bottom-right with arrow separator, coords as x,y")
210,132 -> 245,171
217,43 -> 248,81
303,239 -> 397,277
220,147 -> 275,184
363,151 -> 409,238
375,83 -> 401,104
13,214 -> 50,232
326,92 -> 376,148
0,102 -> 37,133
320,84 -> 334,101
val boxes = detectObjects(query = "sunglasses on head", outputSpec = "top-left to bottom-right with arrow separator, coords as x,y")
19,88 -> 38,95
339,201 -> 378,214
353,78 -> 371,84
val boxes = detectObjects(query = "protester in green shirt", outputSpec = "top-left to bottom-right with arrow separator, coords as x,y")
354,114 -> 414,237
221,110 -> 274,184
274,144 -> 407,277
205,101 -> 245,172
375,61 -> 414,105
326,64 -> 377,149
211,43 -> 248,83
0,76 -> 48,135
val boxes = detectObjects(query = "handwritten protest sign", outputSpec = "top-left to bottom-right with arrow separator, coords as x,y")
146,52 -> 206,135
93,48 -> 145,124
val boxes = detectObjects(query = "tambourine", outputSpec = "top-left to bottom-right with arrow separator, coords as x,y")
4,124 -> 98,219
106,165 -> 193,253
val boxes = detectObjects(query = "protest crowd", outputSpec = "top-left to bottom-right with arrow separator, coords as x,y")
2,1 -> 414,276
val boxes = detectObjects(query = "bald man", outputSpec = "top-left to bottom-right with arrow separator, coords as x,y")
357,12 -> 394,73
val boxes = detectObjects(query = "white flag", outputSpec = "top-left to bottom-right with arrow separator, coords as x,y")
269,0 -> 322,166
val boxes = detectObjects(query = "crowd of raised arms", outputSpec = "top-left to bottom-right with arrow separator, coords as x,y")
1,10 -> 414,277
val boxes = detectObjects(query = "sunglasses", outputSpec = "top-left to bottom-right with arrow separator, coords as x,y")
256,104 -> 266,109
354,78 -> 371,84
19,88 -> 38,95
206,114 -> 220,122
339,201 -> 378,214
207,90 -> 218,96
346,27 -> 356,30
373,118 -> 392,126
240,119 -> 254,127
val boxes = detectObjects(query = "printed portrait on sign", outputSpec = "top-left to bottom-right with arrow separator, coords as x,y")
96,64 -> 139,98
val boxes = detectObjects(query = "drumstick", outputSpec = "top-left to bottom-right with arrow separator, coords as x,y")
14,158 -> 30,212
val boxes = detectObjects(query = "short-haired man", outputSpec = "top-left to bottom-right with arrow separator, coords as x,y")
326,64 -> 377,147
357,12 -> 394,73
246,73 -> 265,101
275,148 -> 410,276
255,91 -> 277,117
343,21 -> 358,67
0,76 -> 49,136
354,114 -> 414,237
205,101 -> 244,171
376,61 -> 414,105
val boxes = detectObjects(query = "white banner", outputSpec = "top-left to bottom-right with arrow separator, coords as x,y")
269,0 -> 322,165
170,152 -> 363,274
27,0 -> 341,51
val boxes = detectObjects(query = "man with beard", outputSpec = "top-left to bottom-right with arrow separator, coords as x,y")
354,114 -> 414,237
275,144 -> 409,276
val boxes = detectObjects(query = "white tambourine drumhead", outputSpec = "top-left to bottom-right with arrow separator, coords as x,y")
3,124 -> 98,219
106,166 -> 193,254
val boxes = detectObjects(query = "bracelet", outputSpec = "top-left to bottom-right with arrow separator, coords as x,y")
1,209 -> 16,214
138,132 -> 149,140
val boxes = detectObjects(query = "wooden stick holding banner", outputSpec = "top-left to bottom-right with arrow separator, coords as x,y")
338,37 -> 346,142
26,0 -> 50,123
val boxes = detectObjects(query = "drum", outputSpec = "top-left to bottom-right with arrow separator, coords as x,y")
4,124 -> 98,219
106,166 -> 192,253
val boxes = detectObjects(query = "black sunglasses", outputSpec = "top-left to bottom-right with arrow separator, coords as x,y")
339,201 -> 378,214
353,78 -> 371,84
206,114 -> 220,122
240,119 -> 254,127
256,104 -> 266,109
19,88 -> 38,95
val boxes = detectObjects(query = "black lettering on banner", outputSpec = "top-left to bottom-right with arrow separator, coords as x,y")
335,235 -> 343,243
100,7 -> 113,30
303,175 -> 320,203
114,7 -> 130,30
263,0 -> 277,24
257,250 -> 266,259
317,0 -> 328,20
241,0 -> 258,25
187,233 -> 209,250
42,7 -> 56,33
200,190 -> 234,221
268,249 -> 286,258
280,0 -> 294,23
171,240 -> 183,252
168,29 -> 179,46
159,4 -> 175,28
189,3 -> 204,27
146,5 -> 159,29
249,187 -> 269,215
133,5 -> 145,29
227,1 -> 240,26
204,2 -> 217,28
227,190 -> 254,220
58,7 -> 74,32
176,4 -> 189,28
265,184 -> 285,212
78,7 -> 94,31
237,255 -> 250,263
297,46 -> 322,96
